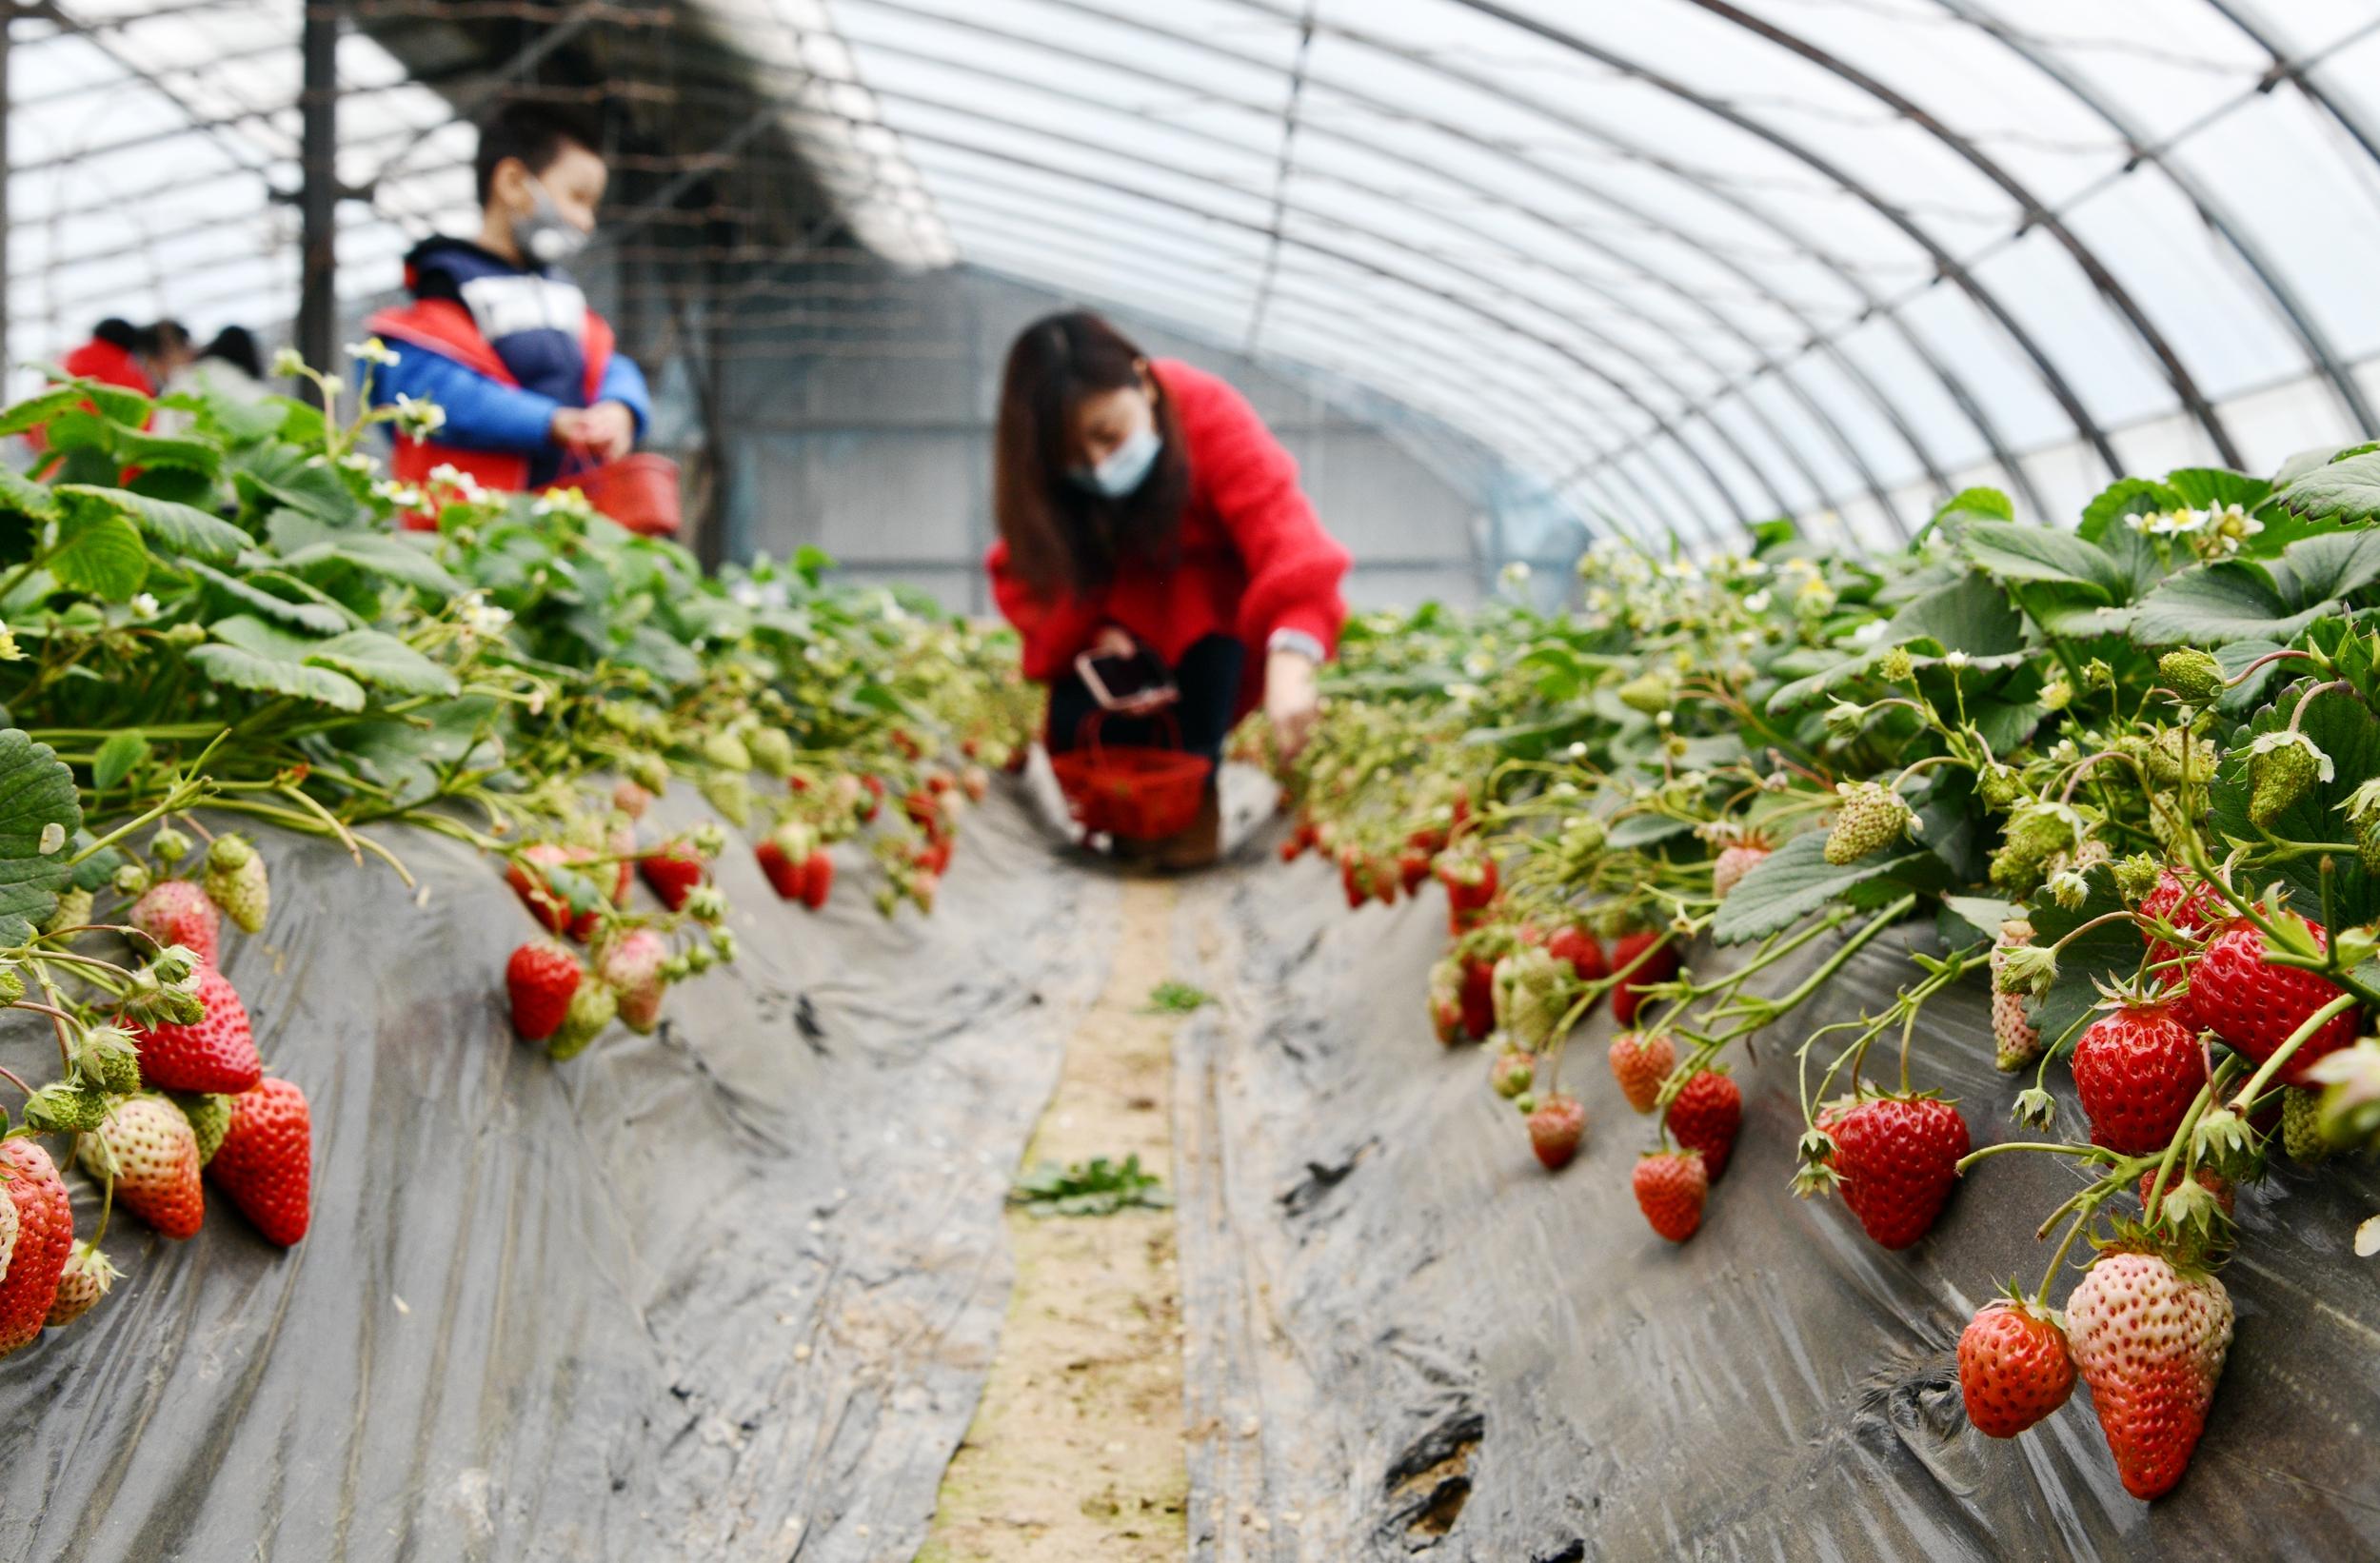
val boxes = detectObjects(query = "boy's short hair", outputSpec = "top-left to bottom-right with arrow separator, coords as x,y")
474,104 -> 602,205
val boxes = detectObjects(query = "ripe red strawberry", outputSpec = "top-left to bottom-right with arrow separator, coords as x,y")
2072,1000 -> 2207,1155
1434,848 -> 1498,923
1633,1149 -> 1708,1241
1822,1093 -> 1969,1249
2066,1247 -> 2232,1498
802,850 -> 834,910
1957,1296 -> 2075,1437
82,1094 -> 205,1239
128,964 -> 262,1094
2140,869 -> 2220,1023
638,846 -> 704,911
1340,853 -> 1377,910
1608,1030 -> 1676,1114
506,940 -> 581,1041
1611,931 -> 1680,1027
208,1077 -> 311,1246
0,1138 -> 74,1355
1458,956 -> 1496,1041
1712,842 -> 1771,900
2190,914 -> 2361,1085
918,838 -> 954,877
1545,924 -> 1608,985
857,773 -> 886,822
1397,849 -> 1432,896
600,928 -> 668,1033
1526,1092 -> 1585,1170
130,879 -> 221,968
1666,1067 -> 1742,1178
756,840 -> 806,899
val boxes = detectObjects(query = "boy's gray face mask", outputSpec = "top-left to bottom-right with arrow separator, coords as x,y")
516,175 -> 591,267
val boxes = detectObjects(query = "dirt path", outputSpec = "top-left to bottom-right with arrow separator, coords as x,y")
918,876 -> 1188,1561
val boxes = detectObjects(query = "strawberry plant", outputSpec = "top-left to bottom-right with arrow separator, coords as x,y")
0,351 -> 1035,1350
1256,446 -> 2380,1502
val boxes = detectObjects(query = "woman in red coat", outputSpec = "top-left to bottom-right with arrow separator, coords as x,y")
987,311 -> 1352,866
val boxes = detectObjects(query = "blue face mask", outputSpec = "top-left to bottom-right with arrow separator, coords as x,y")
1070,425 -> 1162,499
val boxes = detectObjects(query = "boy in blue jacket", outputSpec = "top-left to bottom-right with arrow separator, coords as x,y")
365,105 -> 649,513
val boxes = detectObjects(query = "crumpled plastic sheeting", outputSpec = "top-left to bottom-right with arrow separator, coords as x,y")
0,787 -> 1116,1563
1169,859 -> 2380,1562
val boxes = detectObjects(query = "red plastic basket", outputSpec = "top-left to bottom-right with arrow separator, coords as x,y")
1048,711 -> 1212,840
548,452 -> 683,536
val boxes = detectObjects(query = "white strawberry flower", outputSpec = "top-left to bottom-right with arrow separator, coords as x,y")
270,346 -> 307,378
129,593 -> 159,621
347,337 -> 402,367
391,392 -> 446,436
1742,588 -> 1772,613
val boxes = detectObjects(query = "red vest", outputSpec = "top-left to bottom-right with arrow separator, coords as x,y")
364,299 -> 614,529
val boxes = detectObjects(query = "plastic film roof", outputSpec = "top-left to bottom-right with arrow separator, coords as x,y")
10,0 -> 481,380
16,2 -> 2380,553
801,0 -> 2380,549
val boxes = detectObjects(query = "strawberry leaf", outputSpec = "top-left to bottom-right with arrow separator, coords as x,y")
0,729 -> 85,945
1712,830 -> 1930,945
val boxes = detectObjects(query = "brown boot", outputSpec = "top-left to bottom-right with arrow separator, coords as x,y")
1148,786 -> 1222,871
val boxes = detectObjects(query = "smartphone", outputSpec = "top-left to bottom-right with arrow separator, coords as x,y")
1076,648 -> 1178,712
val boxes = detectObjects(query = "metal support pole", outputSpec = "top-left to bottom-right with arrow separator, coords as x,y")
296,0 -> 338,397
1,8 -> 12,394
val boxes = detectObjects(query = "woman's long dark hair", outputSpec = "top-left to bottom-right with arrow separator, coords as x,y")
994,310 -> 1190,599
202,326 -> 263,380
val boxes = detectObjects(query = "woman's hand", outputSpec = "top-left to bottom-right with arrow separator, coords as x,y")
1265,645 -> 1321,760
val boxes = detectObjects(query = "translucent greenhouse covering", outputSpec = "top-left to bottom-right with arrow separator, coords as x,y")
13,0 -> 2380,554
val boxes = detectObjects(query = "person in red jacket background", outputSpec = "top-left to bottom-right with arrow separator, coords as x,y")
988,310 -> 1351,866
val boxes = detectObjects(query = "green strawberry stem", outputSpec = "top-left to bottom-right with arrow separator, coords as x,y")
2138,1083 -> 2217,1222
2036,1206 -> 2095,1298
1956,1139 -> 2115,1172
2226,991 -> 2358,1112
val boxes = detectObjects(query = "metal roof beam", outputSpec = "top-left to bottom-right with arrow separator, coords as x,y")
829,6 -> 1886,531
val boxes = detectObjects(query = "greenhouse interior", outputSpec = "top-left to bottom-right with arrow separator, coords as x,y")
5,1 -> 2380,1558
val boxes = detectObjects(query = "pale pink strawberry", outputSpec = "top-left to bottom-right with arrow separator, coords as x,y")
599,928 -> 669,1034
2065,1247 -> 2232,1499
130,880 -> 222,968
1712,842 -> 1771,900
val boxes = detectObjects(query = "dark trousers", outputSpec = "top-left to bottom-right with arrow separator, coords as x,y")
1045,634 -> 1245,772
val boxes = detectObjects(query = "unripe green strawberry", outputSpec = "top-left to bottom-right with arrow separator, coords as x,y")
747,727 -> 796,779
43,1241 -> 121,1328
2246,730 -> 2330,826
1988,801 -> 2077,891
547,979 -> 618,1061
1991,920 -> 2044,1071
2065,1247 -> 2231,1500
1616,671 -> 1670,715
701,774 -> 753,828
22,1083 -> 108,1134
79,1025 -> 143,1095
1975,762 -> 2021,811
625,751 -> 670,795
1823,781 -> 1914,866
2282,1085 -> 2330,1163
149,825 -> 192,865
41,887 -> 92,938
703,731 -> 753,772
204,835 -> 269,933
176,1091 -> 234,1165
1492,945 -> 1569,1051
2157,648 -> 2225,705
